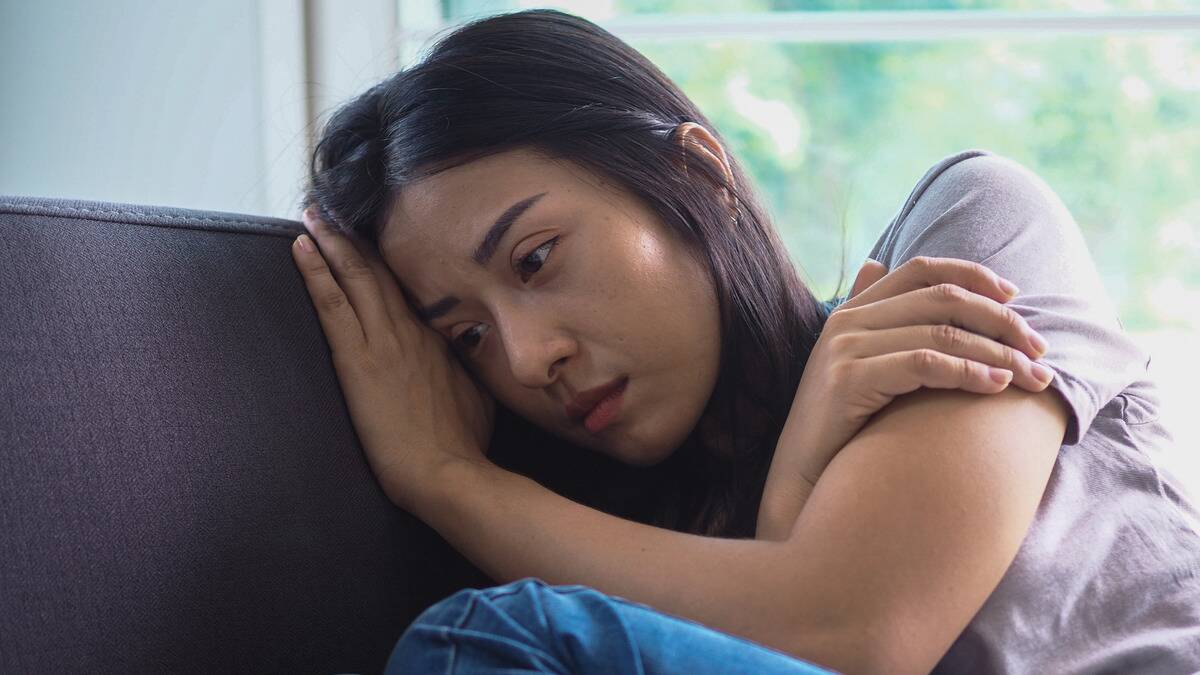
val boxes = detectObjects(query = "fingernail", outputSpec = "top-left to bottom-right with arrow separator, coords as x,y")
1029,331 -> 1049,356
990,367 -> 1013,384
999,278 -> 1020,296
295,234 -> 314,253
1032,362 -> 1054,384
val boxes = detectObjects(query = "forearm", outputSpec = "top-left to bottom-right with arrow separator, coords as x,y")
755,398 -> 823,543
755,475 -> 816,542
417,457 -> 843,667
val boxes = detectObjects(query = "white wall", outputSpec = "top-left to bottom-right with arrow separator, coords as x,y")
0,1 -> 268,215
0,0 -> 405,219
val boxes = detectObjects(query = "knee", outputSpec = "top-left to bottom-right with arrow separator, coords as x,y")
412,577 -> 548,628
385,578 -> 570,675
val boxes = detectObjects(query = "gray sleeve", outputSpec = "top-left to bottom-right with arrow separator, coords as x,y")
866,148 -> 1151,446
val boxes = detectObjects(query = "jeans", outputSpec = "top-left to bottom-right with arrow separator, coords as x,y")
383,577 -> 838,674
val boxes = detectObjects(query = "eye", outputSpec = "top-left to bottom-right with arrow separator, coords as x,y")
451,320 -> 493,356
450,236 -> 561,356
515,235 -> 560,282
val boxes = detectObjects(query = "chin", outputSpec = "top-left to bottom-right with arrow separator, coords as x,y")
625,454 -> 673,468
613,440 -> 679,468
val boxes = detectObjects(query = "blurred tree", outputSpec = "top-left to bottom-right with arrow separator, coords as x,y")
419,0 -> 1200,328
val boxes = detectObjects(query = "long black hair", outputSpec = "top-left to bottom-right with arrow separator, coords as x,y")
303,8 -> 837,539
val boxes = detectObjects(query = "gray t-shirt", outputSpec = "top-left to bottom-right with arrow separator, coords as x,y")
856,148 -> 1200,674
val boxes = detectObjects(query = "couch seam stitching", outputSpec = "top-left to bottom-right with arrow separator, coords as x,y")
0,202 -> 299,236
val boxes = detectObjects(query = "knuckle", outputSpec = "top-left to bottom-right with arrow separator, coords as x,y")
825,305 -> 854,330
317,288 -> 349,310
372,331 -> 403,357
828,359 -> 856,386
913,348 -> 941,372
959,357 -> 976,382
339,255 -> 372,278
910,255 -> 937,270
1001,344 -> 1023,369
343,353 -> 380,379
932,282 -> 967,302
1001,305 -> 1024,330
826,331 -> 858,355
931,323 -> 966,351
903,256 -> 937,276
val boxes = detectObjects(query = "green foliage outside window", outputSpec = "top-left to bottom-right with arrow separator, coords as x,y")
419,0 -> 1200,332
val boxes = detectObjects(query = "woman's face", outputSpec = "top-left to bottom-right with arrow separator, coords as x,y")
377,146 -> 723,467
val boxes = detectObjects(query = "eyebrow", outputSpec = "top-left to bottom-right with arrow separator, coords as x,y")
413,191 -> 549,323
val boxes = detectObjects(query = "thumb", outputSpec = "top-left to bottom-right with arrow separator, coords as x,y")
848,258 -> 888,299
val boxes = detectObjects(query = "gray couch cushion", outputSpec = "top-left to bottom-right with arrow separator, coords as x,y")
0,196 -> 501,673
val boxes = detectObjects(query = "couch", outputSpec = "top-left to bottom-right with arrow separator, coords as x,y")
0,195 -> 663,673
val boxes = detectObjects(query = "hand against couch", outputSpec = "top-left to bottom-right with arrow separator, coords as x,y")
292,207 -> 496,513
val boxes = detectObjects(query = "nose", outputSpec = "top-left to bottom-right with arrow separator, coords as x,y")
494,306 -> 574,389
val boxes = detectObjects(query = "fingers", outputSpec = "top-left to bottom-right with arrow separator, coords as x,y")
338,225 -> 418,334
857,348 -> 1018,399
832,323 -> 1054,393
848,259 -> 888,300
842,256 -> 1016,312
291,234 -> 367,354
831,281 -> 1047,360
298,209 -> 396,343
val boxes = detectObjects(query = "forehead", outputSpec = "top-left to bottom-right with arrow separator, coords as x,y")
381,148 -> 575,255
379,145 -> 614,269
377,148 -> 600,301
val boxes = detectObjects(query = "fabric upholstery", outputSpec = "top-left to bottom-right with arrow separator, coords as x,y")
0,196 -> 497,673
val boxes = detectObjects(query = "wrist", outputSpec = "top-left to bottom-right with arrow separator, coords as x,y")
386,455 -> 484,519
756,477 -> 816,542
398,454 -> 496,523
774,414 -> 831,487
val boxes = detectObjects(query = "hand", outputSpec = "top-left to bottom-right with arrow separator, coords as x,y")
757,256 -> 1052,539
292,207 -> 496,512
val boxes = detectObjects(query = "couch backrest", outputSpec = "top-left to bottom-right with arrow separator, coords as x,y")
0,196 -> 495,674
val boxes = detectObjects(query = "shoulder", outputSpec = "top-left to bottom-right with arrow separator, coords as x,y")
861,148 -> 1149,447
894,147 -> 1060,218
868,148 -> 1080,270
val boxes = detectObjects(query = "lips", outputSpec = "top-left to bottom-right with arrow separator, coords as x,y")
565,376 -> 627,422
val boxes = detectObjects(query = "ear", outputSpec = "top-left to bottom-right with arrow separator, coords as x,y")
673,122 -> 735,208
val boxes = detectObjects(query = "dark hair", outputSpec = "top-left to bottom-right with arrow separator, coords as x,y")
303,8 -> 838,539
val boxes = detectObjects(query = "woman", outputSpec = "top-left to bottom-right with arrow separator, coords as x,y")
291,9 -> 1200,674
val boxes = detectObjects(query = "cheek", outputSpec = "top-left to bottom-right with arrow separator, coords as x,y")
623,229 -> 675,283
471,227 -> 712,408
561,236 -> 674,346
623,230 -> 714,327
575,229 -> 680,320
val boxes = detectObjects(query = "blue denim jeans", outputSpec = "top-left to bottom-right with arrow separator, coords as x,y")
383,577 -> 838,674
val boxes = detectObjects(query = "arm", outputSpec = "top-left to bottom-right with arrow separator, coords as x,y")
418,457 -> 816,664
755,256 -> 1054,543
419,383 -> 1067,673
756,473 -> 815,542
778,384 -> 1068,672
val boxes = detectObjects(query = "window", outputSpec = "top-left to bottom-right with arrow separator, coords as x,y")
398,0 -> 1200,493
